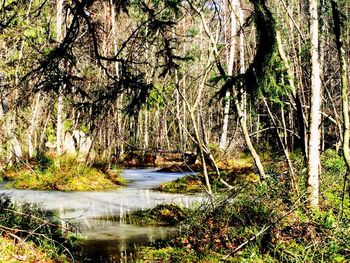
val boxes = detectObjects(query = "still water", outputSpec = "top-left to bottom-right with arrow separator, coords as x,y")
0,169 -> 203,262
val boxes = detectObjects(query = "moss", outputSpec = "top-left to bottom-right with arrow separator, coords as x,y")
156,156 -> 259,194
130,204 -> 188,226
156,174 -> 204,194
3,154 -> 125,191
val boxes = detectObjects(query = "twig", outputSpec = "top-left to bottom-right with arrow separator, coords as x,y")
8,150 -> 40,179
222,191 -> 311,260
0,224 -> 75,262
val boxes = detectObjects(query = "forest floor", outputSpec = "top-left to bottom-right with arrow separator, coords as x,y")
133,150 -> 350,262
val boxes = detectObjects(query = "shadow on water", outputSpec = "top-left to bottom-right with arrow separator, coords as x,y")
76,222 -> 178,262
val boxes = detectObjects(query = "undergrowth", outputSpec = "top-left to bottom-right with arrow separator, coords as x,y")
136,149 -> 350,262
0,194 -> 74,262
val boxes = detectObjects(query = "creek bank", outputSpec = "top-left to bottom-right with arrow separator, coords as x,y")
120,150 -> 200,171
156,156 -> 258,194
2,154 -> 126,191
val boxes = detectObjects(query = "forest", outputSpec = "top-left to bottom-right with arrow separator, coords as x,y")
0,0 -> 350,262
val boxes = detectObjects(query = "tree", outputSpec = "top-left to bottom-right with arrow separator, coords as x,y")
56,0 -> 65,156
332,1 -> 350,212
307,0 -> 322,208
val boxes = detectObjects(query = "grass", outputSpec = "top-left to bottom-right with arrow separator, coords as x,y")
3,154 -> 125,191
135,150 -> 350,262
0,236 -> 60,263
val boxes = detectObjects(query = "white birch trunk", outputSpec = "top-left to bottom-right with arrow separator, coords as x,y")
144,109 -> 149,149
307,0 -> 321,208
56,0 -> 64,156
219,0 -> 237,149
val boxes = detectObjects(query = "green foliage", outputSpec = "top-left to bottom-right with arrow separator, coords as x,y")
261,52 -> 290,105
63,119 -> 74,132
3,154 -> 124,191
45,124 -> 56,145
319,149 -> 349,215
321,149 -> 346,176
271,221 -> 350,263
36,152 -> 54,171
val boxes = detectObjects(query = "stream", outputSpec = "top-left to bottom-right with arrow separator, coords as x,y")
0,169 -> 203,262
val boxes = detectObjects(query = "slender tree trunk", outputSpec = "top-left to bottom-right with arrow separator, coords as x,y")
263,97 -> 298,192
175,72 -> 184,149
28,93 -> 41,157
307,0 -> 321,208
233,90 -> 266,180
220,0 -> 237,149
190,110 -> 212,194
276,31 -> 307,155
332,2 -> 350,174
191,0 -> 266,179
56,0 -> 64,156
144,109 -> 149,149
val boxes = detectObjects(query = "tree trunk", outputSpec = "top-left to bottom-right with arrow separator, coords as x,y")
263,97 -> 298,192
28,93 -> 41,157
307,0 -> 321,208
144,109 -> 149,149
56,0 -> 64,156
332,1 -> 350,177
219,0 -> 237,149
276,30 -> 307,155
190,110 -> 212,194
234,91 -> 266,180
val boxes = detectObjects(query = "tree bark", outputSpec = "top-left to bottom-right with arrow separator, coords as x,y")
220,0 -> 237,150
28,93 -> 41,157
56,0 -> 64,156
307,0 -> 321,208
233,90 -> 266,180
276,30 -> 307,155
332,1 -> 350,181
